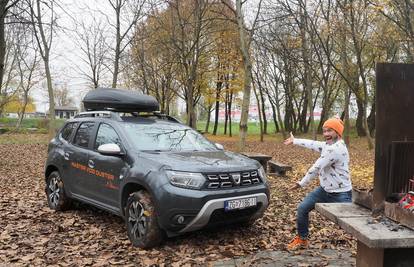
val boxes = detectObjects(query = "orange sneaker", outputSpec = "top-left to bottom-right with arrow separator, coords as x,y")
286,235 -> 309,251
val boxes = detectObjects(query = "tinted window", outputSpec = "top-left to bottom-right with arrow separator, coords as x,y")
94,123 -> 122,150
60,122 -> 78,141
73,122 -> 95,148
123,122 -> 217,152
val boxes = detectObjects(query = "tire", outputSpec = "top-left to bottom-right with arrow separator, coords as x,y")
125,191 -> 164,249
45,171 -> 71,211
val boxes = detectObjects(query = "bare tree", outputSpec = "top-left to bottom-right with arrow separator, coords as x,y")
221,0 -> 263,150
107,0 -> 148,88
54,83 -> 74,106
75,17 -> 109,89
0,0 -> 19,90
14,24 -> 41,129
27,0 -> 57,135
0,22 -> 19,115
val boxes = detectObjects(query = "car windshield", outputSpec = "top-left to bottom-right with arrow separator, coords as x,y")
122,122 -> 218,152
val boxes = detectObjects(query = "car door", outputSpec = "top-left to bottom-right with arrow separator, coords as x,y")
55,121 -> 79,194
88,122 -> 126,209
68,121 -> 96,199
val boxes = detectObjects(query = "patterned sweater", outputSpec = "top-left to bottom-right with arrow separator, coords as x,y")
293,138 -> 352,193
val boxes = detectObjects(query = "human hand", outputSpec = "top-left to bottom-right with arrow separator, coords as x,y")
283,132 -> 295,145
289,182 -> 301,191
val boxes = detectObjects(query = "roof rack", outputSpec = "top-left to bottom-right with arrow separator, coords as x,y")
137,111 -> 181,123
74,110 -> 181,123
74,111 -> 121,120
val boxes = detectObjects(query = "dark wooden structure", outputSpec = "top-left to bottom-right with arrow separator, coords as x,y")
317,63 -> 414,267
267,160 -> 292,176
240,152 -> 272,172
374,63 -> 414,212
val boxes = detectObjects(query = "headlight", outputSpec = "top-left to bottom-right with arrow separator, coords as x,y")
166,171 -> 206,189
258,166 -> 268,183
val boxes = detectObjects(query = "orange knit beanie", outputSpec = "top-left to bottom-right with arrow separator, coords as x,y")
323,118 -> 344,137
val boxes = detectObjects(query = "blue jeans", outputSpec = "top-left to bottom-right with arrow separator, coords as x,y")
297,186 -> 352,239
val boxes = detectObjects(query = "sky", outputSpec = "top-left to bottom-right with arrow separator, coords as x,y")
30,0 -> 267,112
32,0 -> 115,112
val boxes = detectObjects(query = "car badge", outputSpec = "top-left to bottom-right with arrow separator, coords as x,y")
231,173 -> 241,185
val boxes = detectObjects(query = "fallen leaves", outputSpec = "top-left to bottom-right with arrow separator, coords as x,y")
0,133 -> 374,265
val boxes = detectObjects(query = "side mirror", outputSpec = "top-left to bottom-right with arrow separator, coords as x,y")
97,143 -> 123,156
215,143 -> 224,150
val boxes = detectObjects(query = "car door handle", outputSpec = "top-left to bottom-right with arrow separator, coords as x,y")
88,160 -> 95,168
64,152 -> 70,160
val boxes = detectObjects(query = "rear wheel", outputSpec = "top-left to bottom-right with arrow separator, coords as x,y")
126,191 -> 164,248
45,171 -> 71,211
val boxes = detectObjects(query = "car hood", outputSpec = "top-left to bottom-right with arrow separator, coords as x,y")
139,150 -> 261,173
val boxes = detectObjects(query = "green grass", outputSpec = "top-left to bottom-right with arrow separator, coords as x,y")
0,133 -> 50,144
0,117 -> 66,132
196,120 -> 361,138
197,121 -> 278,135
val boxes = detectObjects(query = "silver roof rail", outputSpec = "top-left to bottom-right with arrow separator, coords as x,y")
74,110 -> 121,120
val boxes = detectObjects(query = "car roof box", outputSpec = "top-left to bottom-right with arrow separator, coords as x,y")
83,88 -> 159,112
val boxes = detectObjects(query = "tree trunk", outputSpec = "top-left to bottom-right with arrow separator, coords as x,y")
367,97 -> 375,137
236,0 -> 252,151
205,103 -> 212,133
270,102 -> 279,133
33,0 -> 55,136
355,98 -> 365,137
256,74 -> 267,134
16,91 -> 29,130
253,80 -> 263,142
300,94 -> 308,133
343,88 -> 351,146
228,89 -> 233,137
300,0 -> 315,139
213,80 -> 222,135
224,88 -> 229,135
112,4 -> 121,88
0,2 -> 6,90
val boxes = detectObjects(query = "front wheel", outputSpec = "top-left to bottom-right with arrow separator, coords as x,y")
126,191 -> 164,248
45,171 -> 71,211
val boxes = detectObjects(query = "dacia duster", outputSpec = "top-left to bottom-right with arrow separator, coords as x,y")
45,88 -> 270,248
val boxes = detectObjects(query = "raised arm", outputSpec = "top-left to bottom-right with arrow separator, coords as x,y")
293,138 -> 325,153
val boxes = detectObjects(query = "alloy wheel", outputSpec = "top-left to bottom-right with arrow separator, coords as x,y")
128,201 -> 147,239
48,176 -> 60,208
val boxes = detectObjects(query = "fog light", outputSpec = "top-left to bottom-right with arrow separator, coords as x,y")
174,215 -> 185,224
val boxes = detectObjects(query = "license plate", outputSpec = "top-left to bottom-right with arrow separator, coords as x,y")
224,197 -> 257,211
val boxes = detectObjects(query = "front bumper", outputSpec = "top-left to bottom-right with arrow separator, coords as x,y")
155,182 -> 270,234
179,193 -> 268,233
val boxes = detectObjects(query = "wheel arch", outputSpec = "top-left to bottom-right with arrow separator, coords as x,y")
45,165 -> 60,181
121,182 -> 155,217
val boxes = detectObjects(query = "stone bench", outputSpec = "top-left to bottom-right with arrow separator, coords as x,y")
267,160 -> 292,176
316,203 -> 414,267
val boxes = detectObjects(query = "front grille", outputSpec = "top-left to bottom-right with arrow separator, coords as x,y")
205,170 -> 261,189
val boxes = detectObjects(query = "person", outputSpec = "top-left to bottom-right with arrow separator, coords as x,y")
283,117 -> 352,250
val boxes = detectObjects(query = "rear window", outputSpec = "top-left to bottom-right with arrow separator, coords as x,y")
60,122 -> 79,141
73,122 -> 95,148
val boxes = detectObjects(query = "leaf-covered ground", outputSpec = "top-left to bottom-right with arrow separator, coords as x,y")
0,133 -> 374,266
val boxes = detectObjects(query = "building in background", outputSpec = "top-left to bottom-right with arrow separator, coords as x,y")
54,106 -> 78,119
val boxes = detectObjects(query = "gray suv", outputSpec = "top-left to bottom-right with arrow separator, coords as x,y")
44,89 -> 270,248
